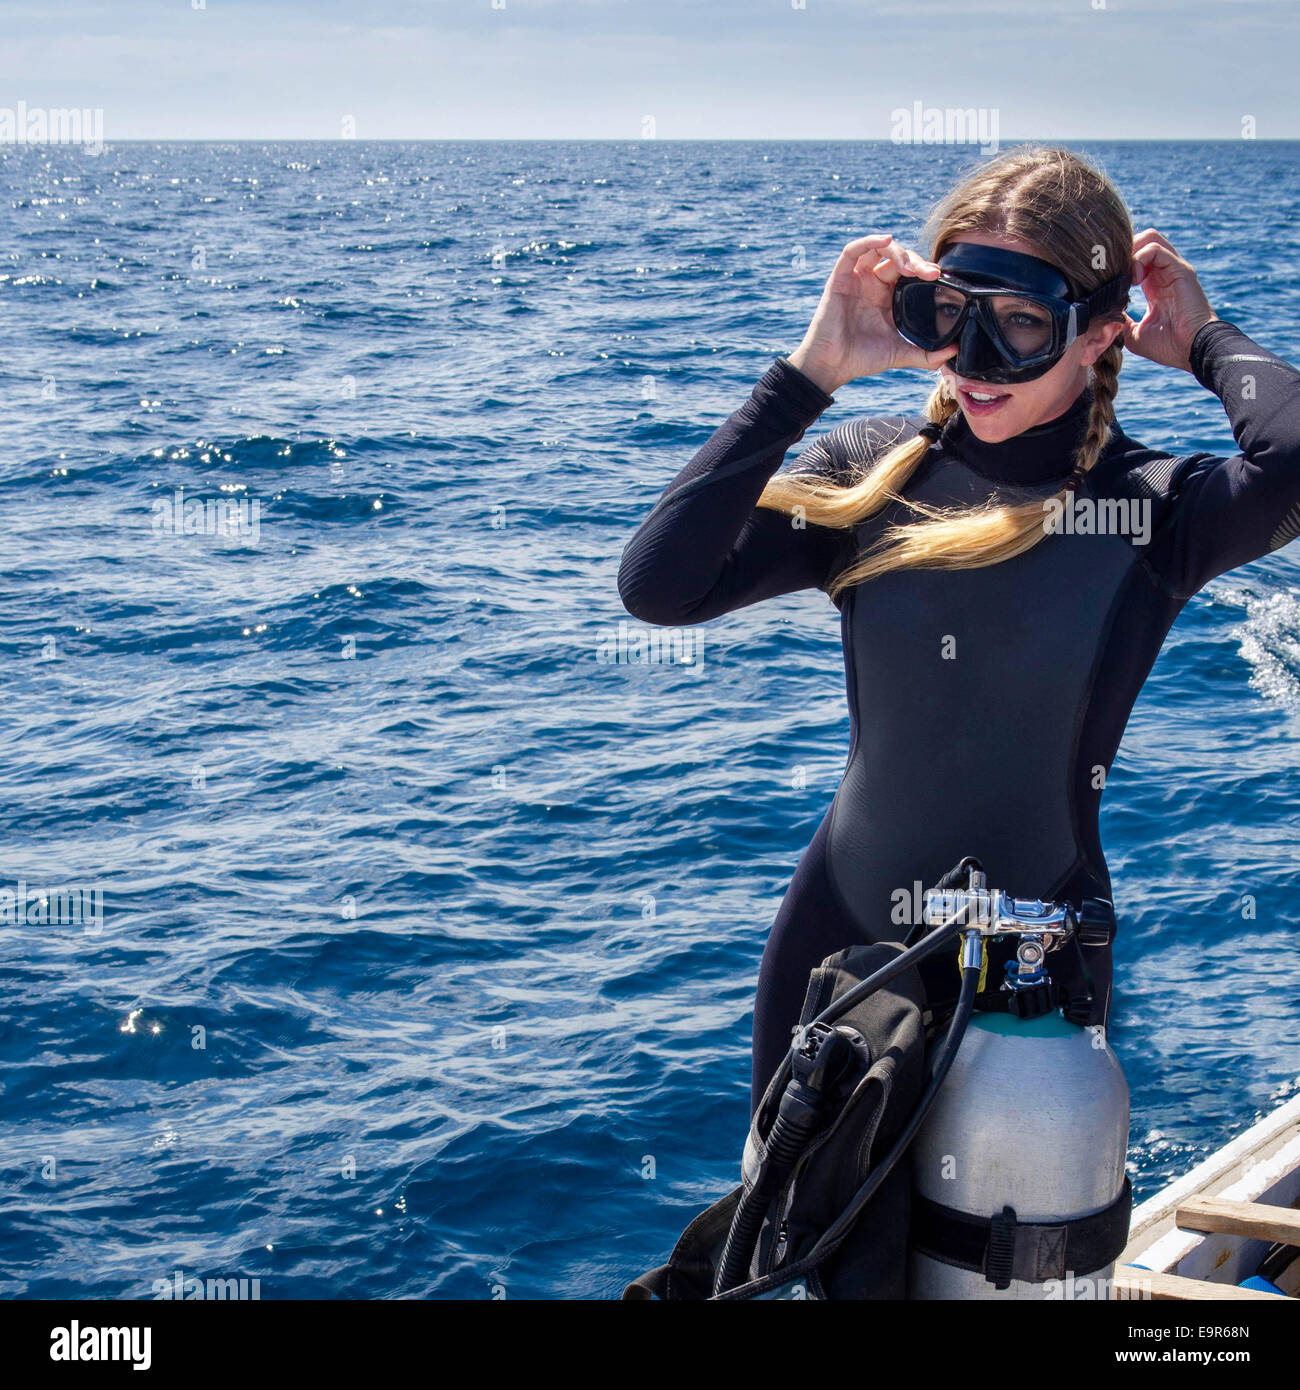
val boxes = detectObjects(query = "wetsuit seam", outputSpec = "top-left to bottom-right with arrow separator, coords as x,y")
1043,854 -> 1088,906
822,794 -> 866,936
1134,536 -> 1192,601
1054,547 -> 1142,902
1092,452 -> 1205,603
1211,353 -> 1288,367
957,456 -> 1076,487
824,588 -> 872,938
821,522 -> 859,595
931,456 -> 1066,509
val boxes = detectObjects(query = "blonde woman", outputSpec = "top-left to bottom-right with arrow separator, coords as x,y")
618,145 -> 1300,1112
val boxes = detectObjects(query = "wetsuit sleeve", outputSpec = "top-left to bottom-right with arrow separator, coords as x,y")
616,357 -> 850,625
1148,320 -> 1300,596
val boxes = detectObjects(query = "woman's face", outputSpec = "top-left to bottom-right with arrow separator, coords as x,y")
938,231 -> 1125,444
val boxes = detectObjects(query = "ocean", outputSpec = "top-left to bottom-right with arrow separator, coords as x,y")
1,138 -> 1298,1299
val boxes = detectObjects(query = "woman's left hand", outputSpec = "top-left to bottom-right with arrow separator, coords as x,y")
1122,229 -> 1218,373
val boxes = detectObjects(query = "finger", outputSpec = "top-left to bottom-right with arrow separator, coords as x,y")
1132,228 -> 1181,255
868,244 -> 910,286
870,240 -> 927,286
923,344 -> 959,370
1120,313 -> 1148,355
837,233 -> 894,265
1131,243 -> 1160,283
881,241 -> 933,275
1133,241 -> 1177,269
1131,242 -> 1182,294
1132,231 -> 1191,274
886,241 -> 942,275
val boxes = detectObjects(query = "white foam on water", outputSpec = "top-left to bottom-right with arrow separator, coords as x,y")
1209,579 -> 1300,709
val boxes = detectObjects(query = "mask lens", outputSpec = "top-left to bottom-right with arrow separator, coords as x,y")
989,296 -> 1055,358
933,285 -> 967,336
894,279 -> 965,348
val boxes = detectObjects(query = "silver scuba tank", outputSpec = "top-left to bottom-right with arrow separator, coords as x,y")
907,883 -> 1130,1300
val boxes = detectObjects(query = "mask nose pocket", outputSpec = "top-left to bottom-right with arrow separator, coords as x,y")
955,314 -> 1004,382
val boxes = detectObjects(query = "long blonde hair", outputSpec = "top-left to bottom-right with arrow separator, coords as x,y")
760,144 -> 1132,599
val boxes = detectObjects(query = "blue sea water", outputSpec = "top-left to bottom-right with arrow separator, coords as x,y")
1,139 -> 1298,1300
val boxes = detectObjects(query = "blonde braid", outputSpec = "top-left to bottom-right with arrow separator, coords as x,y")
818,347 -> 1124,598
759,375 -> 961,530
1061,337 -> 1123,496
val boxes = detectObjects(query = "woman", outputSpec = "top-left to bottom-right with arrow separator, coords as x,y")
617,145 -> 1300,1114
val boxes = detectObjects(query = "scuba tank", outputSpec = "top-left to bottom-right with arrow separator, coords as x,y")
908,874 -> 1131,1298
624,858 -> 1134,1300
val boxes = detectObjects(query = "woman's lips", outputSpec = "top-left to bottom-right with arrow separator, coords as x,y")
957,385 -> 1011,416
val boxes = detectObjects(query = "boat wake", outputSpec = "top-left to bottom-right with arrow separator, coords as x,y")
1208,580 -> 1300,710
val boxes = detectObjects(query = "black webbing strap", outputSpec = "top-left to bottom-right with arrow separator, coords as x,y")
911,1176 -> 1132,1289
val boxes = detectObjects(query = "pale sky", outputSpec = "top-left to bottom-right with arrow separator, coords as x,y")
0,0 -> 1295,141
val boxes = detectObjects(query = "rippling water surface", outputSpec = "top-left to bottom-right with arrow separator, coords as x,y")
1,140 -> 1298,1299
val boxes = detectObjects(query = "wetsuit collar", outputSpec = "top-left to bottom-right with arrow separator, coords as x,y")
939,385 -> 1099,486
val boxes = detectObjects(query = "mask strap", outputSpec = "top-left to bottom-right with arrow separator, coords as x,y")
1083,272 -> 1131,318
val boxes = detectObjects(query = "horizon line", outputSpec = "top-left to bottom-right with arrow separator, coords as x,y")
6,136 -> 1295,145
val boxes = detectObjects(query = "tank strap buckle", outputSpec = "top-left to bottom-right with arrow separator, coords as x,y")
984,1208 -> 1070,1287
984,1206 -> 1019,1289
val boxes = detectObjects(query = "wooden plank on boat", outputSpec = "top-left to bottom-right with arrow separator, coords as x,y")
1112,1268 -> 1286,1301
1175,1195 -> 1300,1246
1121,1092 -> 1300,1280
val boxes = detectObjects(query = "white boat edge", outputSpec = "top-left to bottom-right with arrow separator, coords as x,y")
1121,1089 -> 1300,1290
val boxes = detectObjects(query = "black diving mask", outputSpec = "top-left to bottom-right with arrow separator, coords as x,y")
891,242 -> 1130,384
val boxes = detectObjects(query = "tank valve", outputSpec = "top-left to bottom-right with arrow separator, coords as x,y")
1004,936 -> 1058,1017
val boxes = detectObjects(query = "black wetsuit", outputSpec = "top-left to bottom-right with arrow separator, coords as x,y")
618,320 -> 1300,1111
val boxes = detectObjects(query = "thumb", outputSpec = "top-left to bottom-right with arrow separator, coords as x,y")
924,345 -> 958,371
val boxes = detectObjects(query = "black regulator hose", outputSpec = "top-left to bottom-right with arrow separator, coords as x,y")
806,949 -> 982,1258
755,906 -> 974,1119
712,902 -> 977,1297
712,937 -> 983,1301
902,856 -> 983,947
712,1023 -> 859,1296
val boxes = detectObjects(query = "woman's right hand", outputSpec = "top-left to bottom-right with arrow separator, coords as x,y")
785,234 -> 958,394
